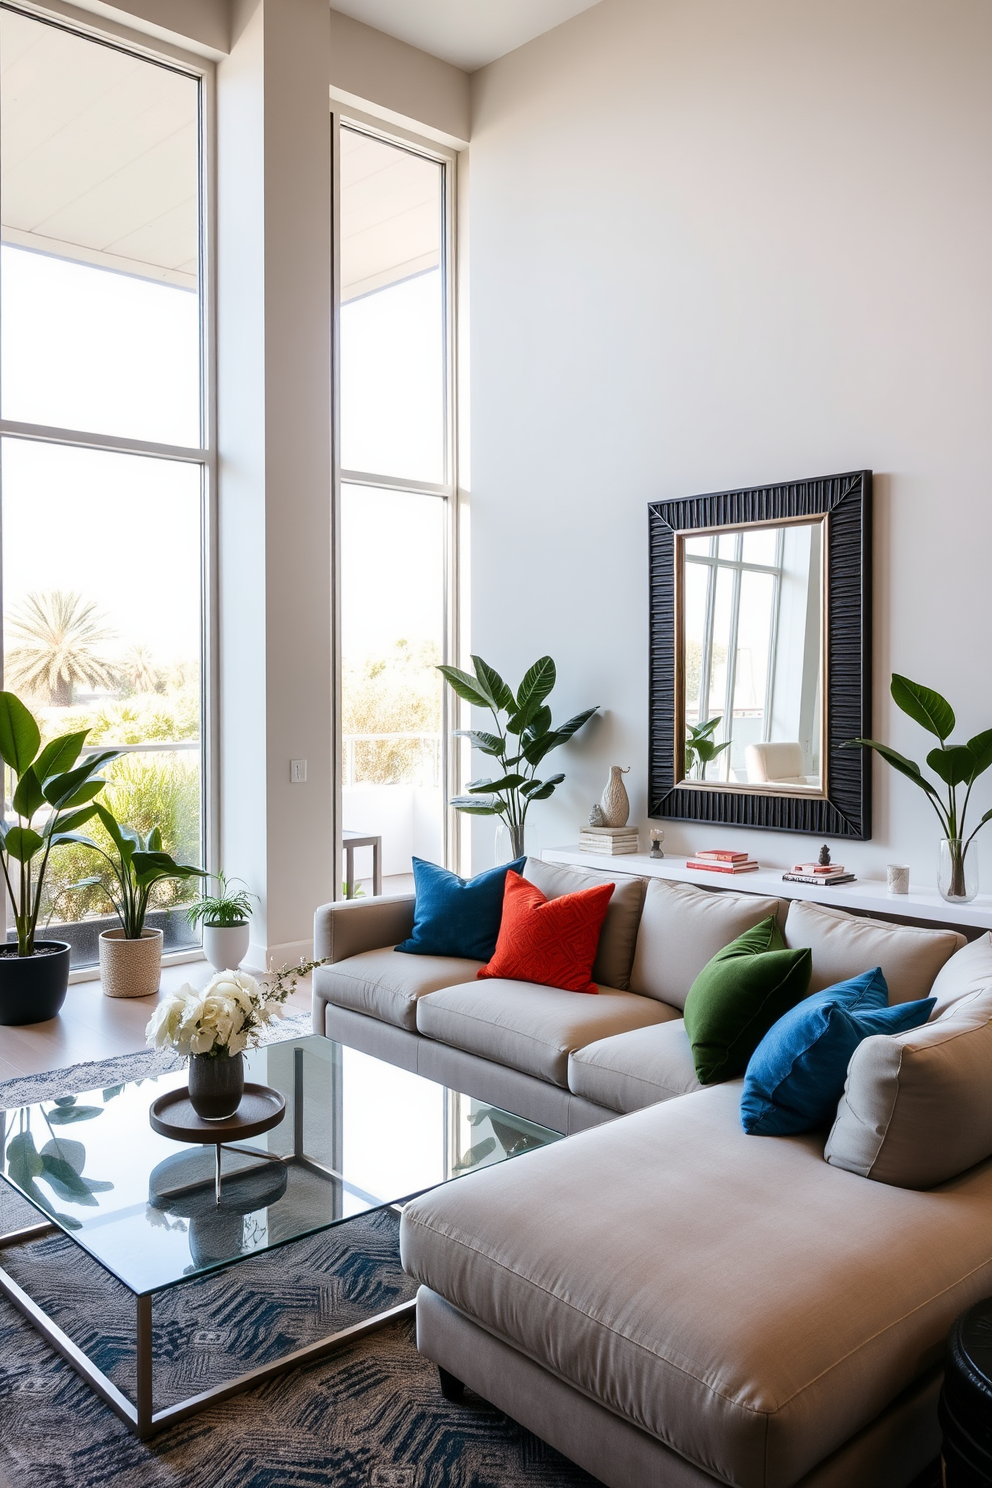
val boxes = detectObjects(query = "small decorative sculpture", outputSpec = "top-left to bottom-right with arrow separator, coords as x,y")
599,766 -> 631,828
818,844 -> 831,866
649,828 -> 665,859
588,804 -> 605,826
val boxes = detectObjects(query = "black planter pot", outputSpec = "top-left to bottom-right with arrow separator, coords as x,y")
188,1052 -> 245,1121
0,941 -> 71,1026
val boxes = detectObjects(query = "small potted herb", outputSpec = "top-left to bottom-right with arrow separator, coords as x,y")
185,873 -> 256,971
73,804 -> 207,998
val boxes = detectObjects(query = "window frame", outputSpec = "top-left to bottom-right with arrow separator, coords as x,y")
0,2 -> 218,973
330,105 -> 459,895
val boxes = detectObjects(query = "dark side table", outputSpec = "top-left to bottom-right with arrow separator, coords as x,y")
940,1297 -> 992,1486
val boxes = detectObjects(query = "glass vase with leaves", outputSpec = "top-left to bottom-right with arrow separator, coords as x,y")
847,675 -> 992,904
438,655 -> 598,859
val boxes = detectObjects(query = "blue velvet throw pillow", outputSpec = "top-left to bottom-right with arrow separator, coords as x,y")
740,967 -> 935,1136
395,857 -> 526,961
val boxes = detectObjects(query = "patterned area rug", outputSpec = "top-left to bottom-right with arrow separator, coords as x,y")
0,1037 -> 600,1488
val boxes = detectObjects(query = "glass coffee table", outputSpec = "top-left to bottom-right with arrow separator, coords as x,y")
0,1034 -> 560,1437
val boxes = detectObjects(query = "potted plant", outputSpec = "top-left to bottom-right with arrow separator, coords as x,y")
438,654 -> 598,859
185,873 -> 256,972
0,692 -> 120,1026
146,959 -> 323,1119
848,674 -> 992,904
73,803 -> 206,998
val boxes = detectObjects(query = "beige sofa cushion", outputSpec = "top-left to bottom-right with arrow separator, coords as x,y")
927,932 -> 992,1017
314,948 -> 484,1031
826,985 -> 992,1188
567,1021 -> 701,1112
784,897 -> 964,1002
401,1081 -> 992,1488
629,878 -> 785,1008
415,979 -> 675,1087
523,858 -> 646,990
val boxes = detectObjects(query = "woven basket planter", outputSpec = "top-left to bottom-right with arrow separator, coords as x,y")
99,927 -> 163,999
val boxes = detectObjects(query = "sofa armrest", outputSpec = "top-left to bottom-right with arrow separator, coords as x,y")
313,894 -> 416,963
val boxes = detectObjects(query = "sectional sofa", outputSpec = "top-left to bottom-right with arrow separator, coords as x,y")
312,857 -> 992,1488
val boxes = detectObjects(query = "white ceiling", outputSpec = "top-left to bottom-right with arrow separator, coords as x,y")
1,8 -> 199,287
1,11 -> 444,299
329,0 -> 604,73
340,127 -> 440,301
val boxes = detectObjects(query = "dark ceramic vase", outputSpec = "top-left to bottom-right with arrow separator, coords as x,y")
188,1052 -> 245,1120
0,941 -> 71,1026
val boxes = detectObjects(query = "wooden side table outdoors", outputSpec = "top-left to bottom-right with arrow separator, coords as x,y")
940,1296 -> 992,1485
343,829 -> 382,897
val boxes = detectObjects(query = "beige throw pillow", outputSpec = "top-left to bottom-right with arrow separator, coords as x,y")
784,898 -> 964,1003
825,986 -> 992,1189
522,858 -> 646,991
629,877 -> 784,1009
926,933 -> 992,1018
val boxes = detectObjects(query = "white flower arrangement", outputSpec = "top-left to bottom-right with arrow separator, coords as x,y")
145,959 -> 322,1059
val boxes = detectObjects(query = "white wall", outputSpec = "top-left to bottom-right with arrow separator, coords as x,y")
467,0 -> 992,888
328,8 -> 470,147
218,0 -> 334,966
67,0 -> 230,57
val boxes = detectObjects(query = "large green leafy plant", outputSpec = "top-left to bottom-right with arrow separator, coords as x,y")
73,804 -> 206,939
848,674 -> 992,898
438,655 -> 598,857
0,692 -> 120,957
684,716 -> 729,779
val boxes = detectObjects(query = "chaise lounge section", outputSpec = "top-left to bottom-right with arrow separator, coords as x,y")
312,857 -> 992,1487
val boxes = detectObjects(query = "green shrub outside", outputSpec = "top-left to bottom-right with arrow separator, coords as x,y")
39,692 -> 201,928
344,639 -> 441,785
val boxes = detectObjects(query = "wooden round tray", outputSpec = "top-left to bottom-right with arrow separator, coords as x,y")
149,1083 -> 286,1144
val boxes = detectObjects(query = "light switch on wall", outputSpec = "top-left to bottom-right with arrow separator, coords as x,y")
290,759 -> 307,783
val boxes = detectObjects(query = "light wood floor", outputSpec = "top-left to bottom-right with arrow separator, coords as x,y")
0,959 -> 313,1082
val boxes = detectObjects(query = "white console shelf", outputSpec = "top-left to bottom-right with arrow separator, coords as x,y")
542,846 -> 992,932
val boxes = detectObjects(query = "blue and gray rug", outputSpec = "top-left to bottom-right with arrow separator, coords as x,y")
0,1039 -> 943,1488
0,1035 -> 599,1488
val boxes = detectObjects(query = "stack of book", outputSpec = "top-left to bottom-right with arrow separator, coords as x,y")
578,825 -> 640,855
685,849 -> 759,875
782,861 -> 856,886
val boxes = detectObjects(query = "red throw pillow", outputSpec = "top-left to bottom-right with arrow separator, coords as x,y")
477,870 -> 615,995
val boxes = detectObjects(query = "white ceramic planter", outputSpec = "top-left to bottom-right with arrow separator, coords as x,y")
202,922 -> 251,973
99,928 -> 163,999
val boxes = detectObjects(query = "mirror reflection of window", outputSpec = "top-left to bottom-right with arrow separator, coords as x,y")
680,520 -> 824,793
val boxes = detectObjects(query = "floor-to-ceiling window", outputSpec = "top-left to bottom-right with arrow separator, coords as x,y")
336,119 -> 454,895
0,8 -> 211,965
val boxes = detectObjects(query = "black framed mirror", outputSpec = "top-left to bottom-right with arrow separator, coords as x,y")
648,469 -> 872,838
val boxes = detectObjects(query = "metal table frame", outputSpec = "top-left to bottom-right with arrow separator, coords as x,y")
0,1047 -> 416,1438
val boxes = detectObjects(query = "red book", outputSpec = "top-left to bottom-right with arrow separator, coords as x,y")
686,859 -> 759,874
693,849 -> 750,862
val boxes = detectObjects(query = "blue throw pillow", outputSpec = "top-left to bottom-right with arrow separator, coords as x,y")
395,857 -> 526,961
741,967 -> 935,1136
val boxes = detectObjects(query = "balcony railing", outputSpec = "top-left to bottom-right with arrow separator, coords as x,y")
343,732 -> 442,790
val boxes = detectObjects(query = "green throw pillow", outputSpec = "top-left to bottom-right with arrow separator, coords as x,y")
683,916 -> 812,1085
